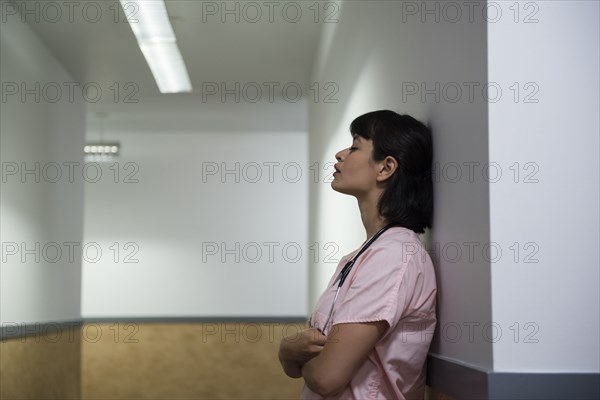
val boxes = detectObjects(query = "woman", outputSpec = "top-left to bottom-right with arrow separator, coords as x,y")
279,110 -> 437,399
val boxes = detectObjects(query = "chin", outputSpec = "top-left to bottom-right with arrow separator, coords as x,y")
330,181 -> 353,196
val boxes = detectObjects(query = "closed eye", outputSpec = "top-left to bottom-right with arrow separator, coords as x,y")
349,147 -> 358,152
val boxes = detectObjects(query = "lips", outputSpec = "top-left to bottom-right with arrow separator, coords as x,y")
334,164 -> 341,174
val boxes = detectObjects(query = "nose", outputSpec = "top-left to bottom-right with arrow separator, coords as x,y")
335,148 -> 347,161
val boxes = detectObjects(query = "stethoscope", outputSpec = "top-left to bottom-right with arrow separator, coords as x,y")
315,222 -> 401,335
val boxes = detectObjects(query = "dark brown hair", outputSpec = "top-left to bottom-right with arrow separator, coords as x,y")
350,110 -> 433,233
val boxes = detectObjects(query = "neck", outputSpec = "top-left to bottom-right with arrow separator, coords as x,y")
357,192 -> 388,239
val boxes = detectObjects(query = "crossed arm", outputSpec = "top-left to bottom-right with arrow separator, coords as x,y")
278,320 -> 388,397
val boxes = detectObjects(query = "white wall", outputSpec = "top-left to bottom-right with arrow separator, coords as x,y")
81,98 -> 309,317
0,17 -> 85,324
309,0 -> 600,376
488,0 -> 600,372
309,1 -> 492,369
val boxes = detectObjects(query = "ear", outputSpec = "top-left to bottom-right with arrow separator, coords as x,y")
376,156 -> 398,182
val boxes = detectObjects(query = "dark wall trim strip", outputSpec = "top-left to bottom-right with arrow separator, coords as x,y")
1,317 -> 306,340
84,316 -> 307,324
427,353 -> 600,400
1,320 -> 83,341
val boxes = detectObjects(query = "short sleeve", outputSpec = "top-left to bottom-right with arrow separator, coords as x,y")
330,240 -> 413,329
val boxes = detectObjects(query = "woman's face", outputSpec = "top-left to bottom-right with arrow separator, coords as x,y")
332,136 -> 382,197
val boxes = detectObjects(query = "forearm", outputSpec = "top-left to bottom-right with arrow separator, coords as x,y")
279,349 -> 303,378
301,356 -> 320,391
280,359 -> 303,378
302,355 -> 344,397
301,322 -> 389,397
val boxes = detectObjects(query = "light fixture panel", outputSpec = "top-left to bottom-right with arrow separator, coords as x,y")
84,142 -> 120,162
120,0 -> 192,94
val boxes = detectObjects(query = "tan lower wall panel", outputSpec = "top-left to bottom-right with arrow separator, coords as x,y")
0,326 -> 81,400
81,322 -> 304,399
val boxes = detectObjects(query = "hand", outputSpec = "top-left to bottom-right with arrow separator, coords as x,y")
278,325 -> 327,378
281,327 -> 327,364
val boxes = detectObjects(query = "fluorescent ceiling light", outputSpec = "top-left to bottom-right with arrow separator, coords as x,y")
125,1 -> 176,41
139,42 -> 192,94
120,0 -> 192,93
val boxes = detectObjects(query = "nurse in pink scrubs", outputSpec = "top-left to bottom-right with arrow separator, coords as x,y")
279,110 -> 437,399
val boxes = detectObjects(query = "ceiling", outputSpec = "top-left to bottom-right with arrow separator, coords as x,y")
23,0 -> 325,100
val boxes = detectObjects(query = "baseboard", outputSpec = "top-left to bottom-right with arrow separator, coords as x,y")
427,353 -> 600,400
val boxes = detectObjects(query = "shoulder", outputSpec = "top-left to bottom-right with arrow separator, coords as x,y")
365,227 -> 429,267
378,226 -> 424,248
347,227 -> 424,285
352,227 -> 435,298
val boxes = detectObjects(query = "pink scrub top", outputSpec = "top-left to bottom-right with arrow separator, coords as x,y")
301,227 -> 437,400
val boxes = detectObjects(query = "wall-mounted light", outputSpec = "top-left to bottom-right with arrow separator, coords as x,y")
120,0 -> 192,93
